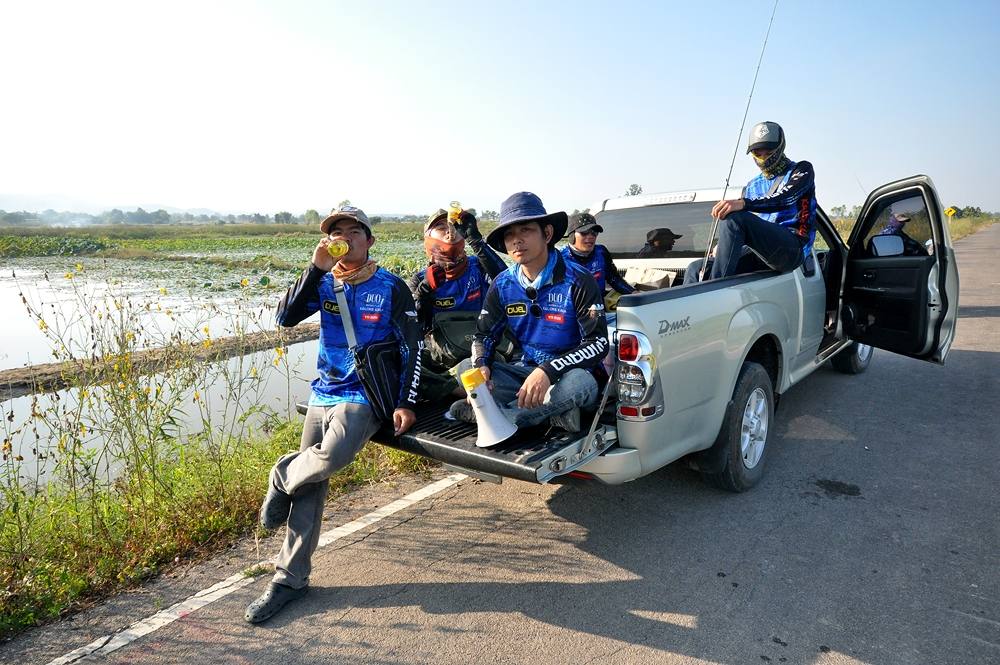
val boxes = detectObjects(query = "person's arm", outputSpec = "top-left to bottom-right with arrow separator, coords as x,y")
471,282 -> 507,369
389,280 -> 423,412
275,264 -> 324,327
602,247 -> 635,294
406,268 -> 435,333
743,161 -> 816,214
537,274 -> 610,381
455,211 -> 507,278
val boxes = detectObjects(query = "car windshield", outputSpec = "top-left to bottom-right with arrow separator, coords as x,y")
595,202 -> 716,259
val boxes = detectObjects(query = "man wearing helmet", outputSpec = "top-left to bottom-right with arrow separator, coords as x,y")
685,121 -> 817,283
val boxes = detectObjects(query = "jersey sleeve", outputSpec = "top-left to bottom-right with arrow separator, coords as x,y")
602,247 -> 635,294
389,279 -> 423,411
471,281 -> 507,369
743,161 -> 816,214
275,264 -> 324,327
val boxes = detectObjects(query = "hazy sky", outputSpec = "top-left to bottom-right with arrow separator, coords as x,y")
2,0 -> 998,216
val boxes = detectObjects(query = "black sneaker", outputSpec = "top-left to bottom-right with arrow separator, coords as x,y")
245,582 -> 308,624
259,482 -> 292,530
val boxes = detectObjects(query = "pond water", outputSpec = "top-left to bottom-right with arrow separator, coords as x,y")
2,340 -> 318,481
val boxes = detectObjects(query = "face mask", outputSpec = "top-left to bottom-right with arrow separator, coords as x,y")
753,133 -> 791,178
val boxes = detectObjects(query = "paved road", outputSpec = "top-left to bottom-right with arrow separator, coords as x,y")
5,226 -> 998,665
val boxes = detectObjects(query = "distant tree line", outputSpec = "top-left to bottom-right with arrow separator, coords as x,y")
0,205 -> 500,227
827,204 -> 995,220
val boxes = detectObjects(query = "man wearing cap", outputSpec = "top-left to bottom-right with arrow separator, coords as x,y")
560,212 -> 635,295
450,192 -> 609,433
246,205 -> 422,624
875,212 -> 928,256
638,228 -> 684,258
408,207 -> 507,401
684,121 -> 817,283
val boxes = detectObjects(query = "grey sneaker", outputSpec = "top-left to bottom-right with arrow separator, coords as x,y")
245,582 -> 308,624
550,407 -> 581,433
259,481 -> 292,530
448,399 -> 476,424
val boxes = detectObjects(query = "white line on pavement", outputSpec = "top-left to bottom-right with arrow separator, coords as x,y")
46,473 -> 467,665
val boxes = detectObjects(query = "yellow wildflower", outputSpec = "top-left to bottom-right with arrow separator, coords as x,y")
241,278 -> 249,287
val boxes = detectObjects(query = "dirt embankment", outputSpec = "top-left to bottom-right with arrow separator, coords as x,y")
0,323 -> 319,401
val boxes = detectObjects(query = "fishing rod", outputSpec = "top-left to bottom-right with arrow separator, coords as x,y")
701,0 -> 780,277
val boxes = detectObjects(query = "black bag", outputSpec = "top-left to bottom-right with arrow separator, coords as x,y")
333,278 -> 404,424
353,338 -> 402,423
425,310 -> 516,369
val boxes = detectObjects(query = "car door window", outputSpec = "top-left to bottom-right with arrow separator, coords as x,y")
860,195 -> 932,257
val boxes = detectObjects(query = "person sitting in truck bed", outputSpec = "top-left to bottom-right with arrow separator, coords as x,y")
560,212 -> 635,296
407,207 -> 508,401
449,191 -> 609,433
684,120 -> 817,283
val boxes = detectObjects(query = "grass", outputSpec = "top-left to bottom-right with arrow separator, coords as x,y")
0,268 -> 435,639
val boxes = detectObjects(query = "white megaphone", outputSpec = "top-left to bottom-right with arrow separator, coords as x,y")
460,367 -> 517,448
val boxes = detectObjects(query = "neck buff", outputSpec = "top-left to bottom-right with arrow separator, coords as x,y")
568,245 -> 594,259
514,248 -> 558,291
423,236 -> 468,281
332,259 -> 378,285
753,132 -> 792,179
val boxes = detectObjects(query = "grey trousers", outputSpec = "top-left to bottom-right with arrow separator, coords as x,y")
270,402 -> 380,589
456,359 -> 598,427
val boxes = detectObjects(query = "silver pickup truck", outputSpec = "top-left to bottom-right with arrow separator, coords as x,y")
369,175 -> 959,491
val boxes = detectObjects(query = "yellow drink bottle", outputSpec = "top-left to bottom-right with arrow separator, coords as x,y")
448,201 -> 463,224
326,238 -> 349,258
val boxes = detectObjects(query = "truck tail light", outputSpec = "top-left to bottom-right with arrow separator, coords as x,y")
614,330 -> 662,421
618,334 -> 639,361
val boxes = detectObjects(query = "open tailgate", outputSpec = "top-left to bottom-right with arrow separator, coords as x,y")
370,405 -> 615,483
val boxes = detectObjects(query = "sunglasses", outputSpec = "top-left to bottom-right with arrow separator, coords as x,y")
577,230 -> 599,237
524,286 -> 542,317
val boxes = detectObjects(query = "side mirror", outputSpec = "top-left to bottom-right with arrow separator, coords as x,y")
924,238 -> 934,255
869,234 -> 904,257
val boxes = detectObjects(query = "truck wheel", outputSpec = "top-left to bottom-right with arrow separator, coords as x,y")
703,362 -> 773,493
830,342 -> 873,375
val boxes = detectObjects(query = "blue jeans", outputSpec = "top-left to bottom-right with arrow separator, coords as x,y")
684,211 -> 804,283
457,359 -> 598,427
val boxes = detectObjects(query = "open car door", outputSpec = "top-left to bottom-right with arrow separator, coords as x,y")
842,175 -> 959,363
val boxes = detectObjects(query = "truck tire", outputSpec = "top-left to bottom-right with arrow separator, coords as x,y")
830,342 -> 873,375
702,361 -> 774,493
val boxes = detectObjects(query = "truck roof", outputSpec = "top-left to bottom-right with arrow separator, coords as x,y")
590,186 -> 737,214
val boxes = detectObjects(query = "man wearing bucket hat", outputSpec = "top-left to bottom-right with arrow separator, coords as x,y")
246,205 -> 422,624
449,192 -> 609,433
560,212 -> 635,295
684,121 -> 817,283
407,207 -> 507,401
638,227 -> 684,257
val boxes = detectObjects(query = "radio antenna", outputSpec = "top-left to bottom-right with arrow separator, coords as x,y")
701,0 -> 780,277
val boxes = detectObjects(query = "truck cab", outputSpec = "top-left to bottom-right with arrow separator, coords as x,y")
367,175 -> 959,491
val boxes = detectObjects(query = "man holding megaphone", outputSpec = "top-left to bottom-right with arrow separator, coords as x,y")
450,192 -> 609,434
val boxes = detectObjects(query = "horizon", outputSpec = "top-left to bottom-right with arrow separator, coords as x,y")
2,1 -> 998,216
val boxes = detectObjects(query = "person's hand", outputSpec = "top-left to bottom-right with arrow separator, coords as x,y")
711,198 -> 745,220
393,408 -> 416,435
312,238 -> 337,272
452,211 -> 482,241
517,368 -> 551,409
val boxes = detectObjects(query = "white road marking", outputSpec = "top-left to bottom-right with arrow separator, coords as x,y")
46,473 -> 467,665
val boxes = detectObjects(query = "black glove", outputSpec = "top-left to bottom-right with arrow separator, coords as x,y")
452,211 -> 482,241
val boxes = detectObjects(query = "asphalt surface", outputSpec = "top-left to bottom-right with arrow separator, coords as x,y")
4,225 -> 998,665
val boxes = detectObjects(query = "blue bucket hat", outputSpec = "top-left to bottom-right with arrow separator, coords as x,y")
485,192 -> 568,253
